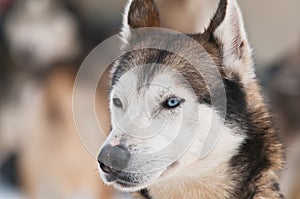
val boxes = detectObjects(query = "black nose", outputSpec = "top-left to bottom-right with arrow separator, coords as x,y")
98,145 -> 131,174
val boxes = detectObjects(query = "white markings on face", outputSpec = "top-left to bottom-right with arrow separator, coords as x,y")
110,66 -> 191,150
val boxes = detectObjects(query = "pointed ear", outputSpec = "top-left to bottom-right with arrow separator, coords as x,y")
204,0 -> 255,82
123,0 -> 161,29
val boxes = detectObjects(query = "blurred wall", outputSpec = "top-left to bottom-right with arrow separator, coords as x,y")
239,0 -> 300,66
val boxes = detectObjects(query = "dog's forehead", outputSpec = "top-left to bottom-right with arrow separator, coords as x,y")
114,64 -> 185,98
111,43 -> 218,103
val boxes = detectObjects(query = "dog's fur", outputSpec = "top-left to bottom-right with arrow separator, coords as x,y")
98,0 -> 285,198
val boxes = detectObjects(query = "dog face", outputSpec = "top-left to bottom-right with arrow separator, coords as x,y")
98,0 -> 254,192
100,64 -> 204,190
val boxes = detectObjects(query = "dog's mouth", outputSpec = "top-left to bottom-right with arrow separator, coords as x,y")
101,171 -> 141,189
101,160 -> 179,190
115,180 -> 139,188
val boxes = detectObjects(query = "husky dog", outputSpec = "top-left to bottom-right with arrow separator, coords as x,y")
97,0 -> 285,198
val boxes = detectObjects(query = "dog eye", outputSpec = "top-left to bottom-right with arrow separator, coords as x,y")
162,97 -> 183,109
113,98 -> 123,108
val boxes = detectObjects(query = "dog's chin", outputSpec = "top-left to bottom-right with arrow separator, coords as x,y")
113,180 -> 148,192
99,170 -> 151,192
101,173 -> 150,192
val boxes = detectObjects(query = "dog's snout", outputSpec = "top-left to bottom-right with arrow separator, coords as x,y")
98,145 -> 131,174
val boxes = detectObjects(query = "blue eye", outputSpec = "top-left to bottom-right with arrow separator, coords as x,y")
162,97 -> 183,109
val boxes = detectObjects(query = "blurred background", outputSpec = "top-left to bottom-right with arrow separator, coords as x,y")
0,0 -> 299,198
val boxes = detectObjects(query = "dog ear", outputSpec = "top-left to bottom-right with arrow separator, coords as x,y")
123,0 -> 161,29
203,0 -> 255,82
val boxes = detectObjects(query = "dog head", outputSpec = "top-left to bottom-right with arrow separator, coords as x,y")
98,0 -> 254,192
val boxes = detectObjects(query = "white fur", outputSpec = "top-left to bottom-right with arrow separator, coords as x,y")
214,0 -> 256,85
120,0 -> 134,44
145,104 -> 245,199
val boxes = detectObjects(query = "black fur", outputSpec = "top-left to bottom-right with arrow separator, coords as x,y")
203,0 -> 227,41
139,188 -> 152,199
223,78 -> 285,198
